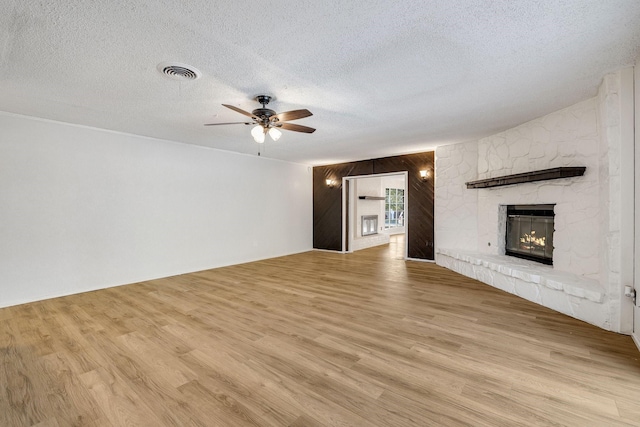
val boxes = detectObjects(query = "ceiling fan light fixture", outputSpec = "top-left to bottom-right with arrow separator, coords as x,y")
268,127 -> 282,141
251,125 -> 266,143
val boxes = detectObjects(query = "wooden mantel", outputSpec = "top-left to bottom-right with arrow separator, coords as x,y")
465,167 -> 586,189
358,196 -> 385,200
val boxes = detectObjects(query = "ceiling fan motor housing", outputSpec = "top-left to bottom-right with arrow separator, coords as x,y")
253,95 -> 276,126
252,108 -> 276,121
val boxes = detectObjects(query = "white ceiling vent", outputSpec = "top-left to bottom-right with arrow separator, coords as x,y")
157,62 -> 201,81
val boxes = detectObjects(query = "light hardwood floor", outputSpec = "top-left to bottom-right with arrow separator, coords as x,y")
2,238 -> 640,426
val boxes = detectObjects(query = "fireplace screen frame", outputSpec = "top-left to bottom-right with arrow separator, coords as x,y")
505,204 -> 555,265
361,215 -> 378,236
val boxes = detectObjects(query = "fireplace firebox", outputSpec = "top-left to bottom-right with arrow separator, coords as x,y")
361,215 -> 378,236
505,204 -> 554,265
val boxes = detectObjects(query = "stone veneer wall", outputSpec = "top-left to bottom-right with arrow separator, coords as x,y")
435,70 -> 633,332
475,97 -> 600,278
433,142 -> 478,251
597,70 -> 635,334
436,98 -> 601,275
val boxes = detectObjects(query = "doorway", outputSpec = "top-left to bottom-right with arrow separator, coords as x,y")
342,172 -> 408,259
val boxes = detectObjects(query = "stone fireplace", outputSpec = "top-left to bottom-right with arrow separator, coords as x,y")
433,68 -> 636,333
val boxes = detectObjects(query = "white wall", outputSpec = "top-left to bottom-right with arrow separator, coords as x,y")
0,112 -> 312,308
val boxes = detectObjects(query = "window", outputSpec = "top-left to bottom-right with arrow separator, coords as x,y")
385,188 -> 405,229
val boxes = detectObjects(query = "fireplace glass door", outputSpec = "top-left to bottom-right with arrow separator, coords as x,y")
506,205 -> 554,265
361,215 -> 378,236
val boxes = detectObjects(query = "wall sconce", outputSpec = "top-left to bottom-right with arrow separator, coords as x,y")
326,179 -> 335,188
419,169 -> 431,181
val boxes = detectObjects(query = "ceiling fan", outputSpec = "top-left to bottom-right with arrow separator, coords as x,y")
204,95 -> 315,143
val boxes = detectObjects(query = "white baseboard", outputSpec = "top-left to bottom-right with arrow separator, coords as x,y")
632,333 -> 640,353
313,248 -> 346,254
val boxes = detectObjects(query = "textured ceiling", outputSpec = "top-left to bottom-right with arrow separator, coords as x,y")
1,1 -> 640,165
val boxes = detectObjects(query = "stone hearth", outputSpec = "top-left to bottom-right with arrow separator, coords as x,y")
437,249 -> 607,328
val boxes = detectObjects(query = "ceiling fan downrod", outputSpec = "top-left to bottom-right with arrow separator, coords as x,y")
255,95 -> 272,107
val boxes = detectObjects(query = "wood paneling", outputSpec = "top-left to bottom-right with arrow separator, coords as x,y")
2,241 -> 640,426
313,160 -> 373,251
313,152 -> 434,259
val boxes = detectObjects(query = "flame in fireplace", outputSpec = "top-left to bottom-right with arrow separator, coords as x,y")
519,230 -> 545,249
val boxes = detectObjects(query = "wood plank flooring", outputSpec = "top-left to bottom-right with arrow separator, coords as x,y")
2,237 -> 640,426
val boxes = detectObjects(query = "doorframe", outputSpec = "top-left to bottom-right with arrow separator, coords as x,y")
342,172 -> 409,258
633,62 -> 640,350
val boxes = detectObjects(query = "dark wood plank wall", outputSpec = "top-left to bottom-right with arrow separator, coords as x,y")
312,160 -> 373,251
313,151 -> 435,259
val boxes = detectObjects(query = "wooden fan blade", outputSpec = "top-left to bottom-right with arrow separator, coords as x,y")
272,109 -> 312,122
204,122 -> 252,126
222,104 -> 256,119
279,122 -> 316,133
